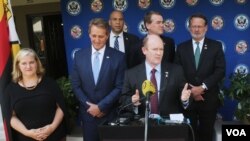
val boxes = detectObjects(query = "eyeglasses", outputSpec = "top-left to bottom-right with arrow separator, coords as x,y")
189,25 -> 206,29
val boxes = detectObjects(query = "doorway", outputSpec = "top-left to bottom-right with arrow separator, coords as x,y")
27,13 -> 68,79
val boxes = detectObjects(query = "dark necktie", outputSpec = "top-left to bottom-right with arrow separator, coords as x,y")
194,42 -> 200,69
150,68 -> 158,114
114,36 -> 119,51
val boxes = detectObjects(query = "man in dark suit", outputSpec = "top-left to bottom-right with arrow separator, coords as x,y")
71,18 -> 126,141
107,10 -> 141,69
175,13 -> 226,141
138,11 -> 176,63
120,34 -> 191,118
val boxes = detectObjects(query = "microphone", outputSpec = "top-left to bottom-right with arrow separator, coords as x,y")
142,80 -> 156,99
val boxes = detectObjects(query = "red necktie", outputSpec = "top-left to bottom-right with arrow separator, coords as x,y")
150,68 -> 158,114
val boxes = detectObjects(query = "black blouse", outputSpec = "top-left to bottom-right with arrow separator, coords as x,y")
5,77 -> 68,141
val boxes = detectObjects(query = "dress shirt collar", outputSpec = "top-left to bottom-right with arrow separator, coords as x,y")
145,61 -> 161,79
192,38 -> 205,47
110,31 -> 123,39
91,45 -> 106,55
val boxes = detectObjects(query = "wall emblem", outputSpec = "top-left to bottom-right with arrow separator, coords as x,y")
138,20 -> 147,35
160,0 -> 175,9
91,0 -> 103,13
164,19 -> 175,33
123,22 -> 128,32
138,0 -> 151,9
217,40 -> 226,52
186,0 -> 198,6
210,0 -> 224,6
70,25 -> 82,39
71,48 -> 81,59
113,0 -> 128,11
66,0 -> 81,16
235,40 -> 248,54
234,14 -> 249,30
234,64 -> 249,75
211,16 -> 224,30
236,0 -> 246,4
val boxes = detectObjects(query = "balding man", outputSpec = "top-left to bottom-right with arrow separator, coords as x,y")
120,34 -> 191,118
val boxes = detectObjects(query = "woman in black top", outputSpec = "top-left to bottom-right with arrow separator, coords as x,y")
5,48 -> 68,141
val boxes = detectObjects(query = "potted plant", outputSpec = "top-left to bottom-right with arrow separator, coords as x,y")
227,72 -> 250,123
56,77 -> 79,125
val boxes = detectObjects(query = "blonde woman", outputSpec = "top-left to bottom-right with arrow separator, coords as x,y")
5,48 -> 68,141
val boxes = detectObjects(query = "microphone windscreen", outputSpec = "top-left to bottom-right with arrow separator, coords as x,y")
142,80 -> 156,96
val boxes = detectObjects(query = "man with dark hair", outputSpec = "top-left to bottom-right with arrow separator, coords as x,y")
175,13 -> 226,141
142,11 -> 176,63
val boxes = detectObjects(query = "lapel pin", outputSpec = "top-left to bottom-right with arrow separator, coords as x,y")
204,44 -> 207,49
106,56 -> 110,59
165,72 -> 169,78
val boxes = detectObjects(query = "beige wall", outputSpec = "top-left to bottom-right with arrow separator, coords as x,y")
12,2 -> 60,48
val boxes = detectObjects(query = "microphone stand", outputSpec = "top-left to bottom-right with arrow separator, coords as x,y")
117,97 -> 146,125
144,93 -> 150,141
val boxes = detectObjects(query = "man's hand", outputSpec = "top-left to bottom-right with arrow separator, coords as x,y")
181,83 -> 191,101
190,84 -> 205,96
189,84 -> 205,101
132,89 -> 141,106
86,102 -> 102,117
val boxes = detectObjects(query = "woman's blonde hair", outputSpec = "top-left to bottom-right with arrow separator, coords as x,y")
12,48 -> 45,82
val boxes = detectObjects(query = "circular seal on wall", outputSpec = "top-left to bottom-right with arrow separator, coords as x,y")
234,64 -> 249,75
217,40 -> 226,52
210,0 -> 224,6
164,19 -> 175,33
185,17 -> 190,31
71,48 -> 81,60
123,22 -> 128,32
236,0 -> 247,4
138,20 -> 147,35
211,16 -> 224,30
113,0 -> 128,12
91,0 -> 103,13
66,0 -> 81,16
160,0 -> 175,9
234,14 -> 249,31
235,40 -> 248,54
70,25 -> 82,39
138,0 -> 151,9
186,0 -> 198,6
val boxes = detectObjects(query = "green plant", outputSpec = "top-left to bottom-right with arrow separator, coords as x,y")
57,76 -> 79,119
227,72 -> 250,121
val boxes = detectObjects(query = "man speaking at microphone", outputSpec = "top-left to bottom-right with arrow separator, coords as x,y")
120,34 -> 191,118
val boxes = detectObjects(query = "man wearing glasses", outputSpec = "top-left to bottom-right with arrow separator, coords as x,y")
175,13 -> 226,141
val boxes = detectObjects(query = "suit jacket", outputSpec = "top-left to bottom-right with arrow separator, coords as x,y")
120,62 -> 186,117
175,37 -> 226,110
71,46 -> 126,123
107,32 -> 140,69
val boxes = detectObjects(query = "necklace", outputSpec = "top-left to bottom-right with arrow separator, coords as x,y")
21,77 -> 40,90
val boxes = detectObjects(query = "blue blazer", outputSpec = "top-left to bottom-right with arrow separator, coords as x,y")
71,46 -> 126,123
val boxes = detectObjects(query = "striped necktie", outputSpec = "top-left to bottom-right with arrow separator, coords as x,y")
114,36 -> 119,51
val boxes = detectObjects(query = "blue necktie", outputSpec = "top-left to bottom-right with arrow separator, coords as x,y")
92,52 -> 100,84
114,36 -> 119,50
194,42 -> 200,69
